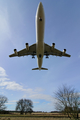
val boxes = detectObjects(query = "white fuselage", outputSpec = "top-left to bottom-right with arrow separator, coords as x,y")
36,2 -> 45,69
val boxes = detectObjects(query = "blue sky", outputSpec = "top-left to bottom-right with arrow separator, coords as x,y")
0,0 -> 80,112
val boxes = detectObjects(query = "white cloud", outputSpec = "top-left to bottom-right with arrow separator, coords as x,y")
23,88 -> 44,96
34,87 -> 44,92
0,67 -> 44,94
0,80 -> 28,91
0,78 -> 9,82
29,94 -> 54,103
6,82 -> 26,91
0,67 -> 7,77
0,67 -> 27,91
6,100 -> 17,105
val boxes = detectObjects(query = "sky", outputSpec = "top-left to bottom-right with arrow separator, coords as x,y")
0,0 -> 80,112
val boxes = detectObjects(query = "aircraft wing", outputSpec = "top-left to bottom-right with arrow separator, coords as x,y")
9,44 -> 36,57
44,43 -> 71,57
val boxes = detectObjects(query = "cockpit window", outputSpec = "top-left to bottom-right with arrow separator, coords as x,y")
39,17 -> 42,21
39,54 -> 42,58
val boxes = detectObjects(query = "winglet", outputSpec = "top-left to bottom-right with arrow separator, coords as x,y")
32,68 -> 48,70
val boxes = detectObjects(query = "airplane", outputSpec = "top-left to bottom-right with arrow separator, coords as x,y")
9,2 -> 71,70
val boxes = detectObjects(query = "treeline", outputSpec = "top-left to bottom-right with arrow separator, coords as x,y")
0,84 -> 80,119
0,110 -> 33,114
0,96 -> 33,115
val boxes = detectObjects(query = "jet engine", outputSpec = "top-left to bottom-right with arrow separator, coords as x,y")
51,43 -> 55,50
14,49 -> 18,55
63,49 -> 66,54
26,43 -> 29,50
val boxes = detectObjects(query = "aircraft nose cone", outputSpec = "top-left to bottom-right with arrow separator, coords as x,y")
39,2 -> 42,6
39,2 -> 43,9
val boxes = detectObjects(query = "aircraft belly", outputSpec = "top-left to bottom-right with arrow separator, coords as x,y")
37,41 -> 44,55
36,22 -> 44,41
37,57 -> 43,69
36,41 -> 44,69
36,2 -> 45,69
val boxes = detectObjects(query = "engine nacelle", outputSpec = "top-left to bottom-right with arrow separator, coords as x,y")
14,49 -> 18,55
25,43 -> 29,50
51,43 -> 55,50
63,49 -> 66,54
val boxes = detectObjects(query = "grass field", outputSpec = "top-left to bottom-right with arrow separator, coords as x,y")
0,118 -> 72,120
0,113 -> 79,120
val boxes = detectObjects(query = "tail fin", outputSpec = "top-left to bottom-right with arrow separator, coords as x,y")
32,67 -> 48,70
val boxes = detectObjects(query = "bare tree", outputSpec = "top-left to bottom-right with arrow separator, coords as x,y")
15,99 -> 33,114
54,85 -> 80,119
0,95 -> 8,111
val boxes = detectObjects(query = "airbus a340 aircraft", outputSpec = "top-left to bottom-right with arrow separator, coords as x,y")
9,2 -> 71,70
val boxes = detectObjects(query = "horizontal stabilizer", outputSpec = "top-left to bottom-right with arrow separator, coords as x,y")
32,68 -> 39,70
32,67 -> 48,70
41,68 -> 48,70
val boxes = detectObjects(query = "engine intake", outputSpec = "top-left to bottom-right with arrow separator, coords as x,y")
51,43 -> 55,50
63,49 -> 66,54
25,43 -> 29,50
14,49 -> 18,55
